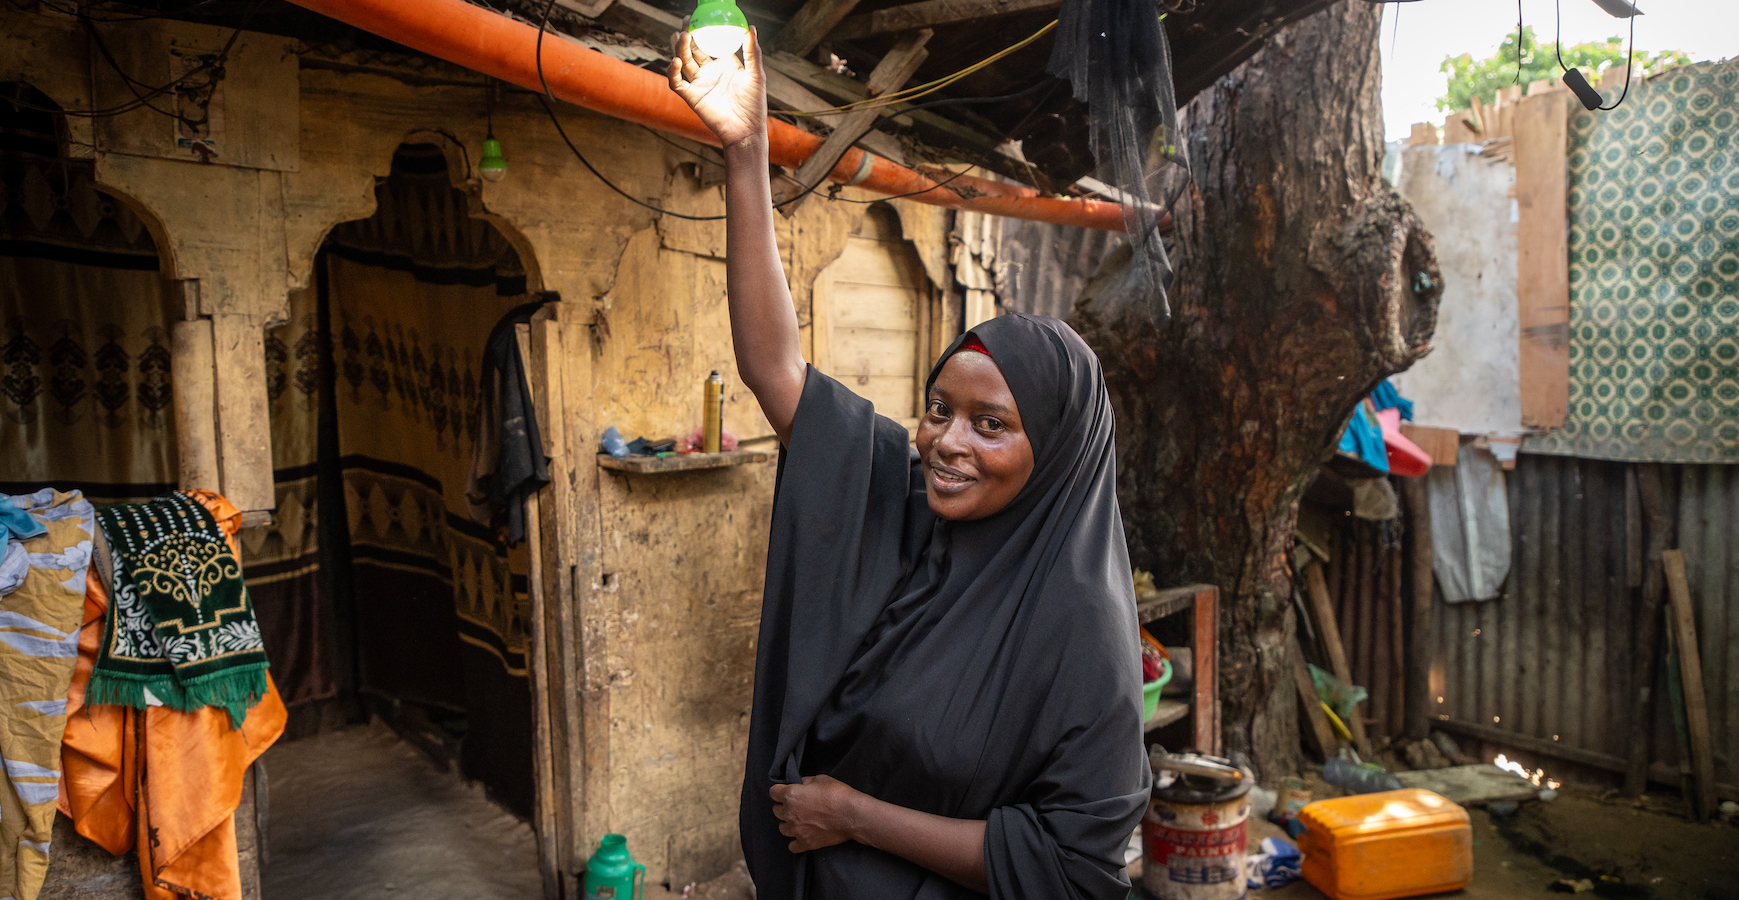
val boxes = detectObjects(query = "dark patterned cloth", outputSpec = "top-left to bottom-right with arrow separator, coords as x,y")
90,492 -> 268,728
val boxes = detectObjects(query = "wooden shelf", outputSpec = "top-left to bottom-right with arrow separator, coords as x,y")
597,450 -> 773,474
1136,584 -> 1213,623
1145,699 -> 1190,733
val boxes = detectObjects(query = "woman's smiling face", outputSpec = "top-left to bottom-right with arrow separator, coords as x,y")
915,350 -> 1035,521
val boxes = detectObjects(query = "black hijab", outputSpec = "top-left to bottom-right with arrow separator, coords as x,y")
743,314 -> 1149,900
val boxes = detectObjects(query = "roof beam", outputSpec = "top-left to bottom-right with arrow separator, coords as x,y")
832,0 -> 1060,41
774,0 -> 866,56
779,28 -> 932,212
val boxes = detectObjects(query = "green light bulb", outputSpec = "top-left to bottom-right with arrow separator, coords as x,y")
479,137 -> 507,183
689,0 -> 749,59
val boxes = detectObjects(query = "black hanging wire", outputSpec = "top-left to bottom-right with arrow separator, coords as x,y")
1514,0 -> 1525,84
1556,0 -> 1637,110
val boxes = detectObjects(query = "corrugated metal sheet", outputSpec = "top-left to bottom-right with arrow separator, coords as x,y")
991,218 -> 1121,320
1321,517 -> 1408,740
1430,455 -> 1738,791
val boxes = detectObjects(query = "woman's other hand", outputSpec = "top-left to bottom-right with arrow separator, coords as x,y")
770,775 -> 861,853
668,26 -> 767,150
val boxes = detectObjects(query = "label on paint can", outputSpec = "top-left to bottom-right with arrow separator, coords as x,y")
1142,797 -> 1251,900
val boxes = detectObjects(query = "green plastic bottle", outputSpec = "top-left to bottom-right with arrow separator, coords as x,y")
582,834 -> 645,900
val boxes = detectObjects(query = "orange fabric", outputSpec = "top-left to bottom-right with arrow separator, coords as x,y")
58,491 -> 286,900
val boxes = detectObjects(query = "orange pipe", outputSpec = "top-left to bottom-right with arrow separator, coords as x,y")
284,0 -> 1126,231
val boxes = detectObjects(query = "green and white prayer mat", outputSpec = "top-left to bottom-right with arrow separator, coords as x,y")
90,492 -> 268,727
1526,60 -> 1739,463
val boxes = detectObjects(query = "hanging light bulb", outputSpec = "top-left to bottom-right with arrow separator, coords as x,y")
689,0 -> 749,60
479,136 -> 507,182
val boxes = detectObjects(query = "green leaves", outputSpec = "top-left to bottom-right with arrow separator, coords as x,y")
1435,27 -> 1691,113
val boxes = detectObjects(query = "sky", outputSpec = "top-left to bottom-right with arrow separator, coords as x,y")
1379,0 -> 1739,141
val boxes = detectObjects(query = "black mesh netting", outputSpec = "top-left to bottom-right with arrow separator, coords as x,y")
1047,0 -> 1187,320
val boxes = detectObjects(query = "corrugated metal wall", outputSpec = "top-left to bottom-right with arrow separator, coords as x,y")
1431,455 -> 1737,791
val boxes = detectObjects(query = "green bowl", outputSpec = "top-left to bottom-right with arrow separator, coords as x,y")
1142,658 -> 1172,721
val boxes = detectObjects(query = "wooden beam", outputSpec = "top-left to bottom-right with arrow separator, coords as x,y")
210,313 -> 275,512
1515,90 -> 1570,428
775,0 -> 866,56
762,66 -> 908,164
778,29 -> 932,213
1401,475 -> 1434,741
833,0 -> 1060,41
1663,550 -> 1718,821
1305,561 -> 1372,755
1191,586 -> 1220,756
171,316 -> 221,494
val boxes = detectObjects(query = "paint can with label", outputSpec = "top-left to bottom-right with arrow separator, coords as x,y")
1142,752 -> 1253,900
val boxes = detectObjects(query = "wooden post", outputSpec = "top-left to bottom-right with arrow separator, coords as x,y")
1515,89 -> 1570,428
1623,465 -> 1670,797
210,313 -> 276,512
774,0 -> 866,56
1306,562 -> 1371,755
1402,476 -> 1434,740
170,316 -> 222,492
1192,586 -> 1220,756
1293,636 -> 1338,760
1662,550 -> 1717,821
516,323 -> 561,900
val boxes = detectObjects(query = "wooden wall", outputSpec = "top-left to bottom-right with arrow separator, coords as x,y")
3,6 -> 959,895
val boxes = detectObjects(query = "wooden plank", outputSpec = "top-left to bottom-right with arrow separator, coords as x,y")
779,29 -> 932,214
1436,718 -> 1739,802
1144,698 -> 1190,733
1394,765 -> 1539,806
235,764 -> 263,900
1137,584 -> 1207,624
1306,562 -> 1371,755
1514,89 -> 1570,428
775,0 -> 868,56
1192,586 -> 1220,755
597,449 -> 774,473
1293,636 -> 1338,760
1403,475 -> 1434,740
833,0 -> 1061,40
171,317 -> 221,492
1442,113 -> 1477,145
1663,549 -> 1718,821
1624,465 -> 1670,796
1400,424 -> 1459,467
762,65 -> 909,165
210,313 -> 274,511
1409,122 -> 1438,146
515,323 -> 561,900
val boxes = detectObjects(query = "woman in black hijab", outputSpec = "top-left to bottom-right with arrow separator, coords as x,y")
670,28 -> 1149,900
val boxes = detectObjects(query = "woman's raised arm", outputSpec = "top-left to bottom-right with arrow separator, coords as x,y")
669,27 -> 806,445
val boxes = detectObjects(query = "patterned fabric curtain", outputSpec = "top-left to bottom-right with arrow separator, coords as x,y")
1,84 -> 176,502
242,143 -> 536,814
1525,60 -> 1739,463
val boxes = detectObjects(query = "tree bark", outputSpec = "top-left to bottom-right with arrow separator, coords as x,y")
1070,1 -> 1440,779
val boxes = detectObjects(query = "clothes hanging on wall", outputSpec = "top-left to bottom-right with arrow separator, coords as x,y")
90,491 -> 270,727
60,489 -> 286,900
1428,442 -> 1512,603
0,489 -> 93,900
466,302 -> 551,547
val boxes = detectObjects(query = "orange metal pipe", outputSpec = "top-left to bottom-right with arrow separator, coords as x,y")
284,0 -> 1126,231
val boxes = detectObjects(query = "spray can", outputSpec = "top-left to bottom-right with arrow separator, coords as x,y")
582,833 -> 645,899
703,370 -> 724,453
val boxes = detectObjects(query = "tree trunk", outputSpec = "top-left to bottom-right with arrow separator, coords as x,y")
1071,0 -> 1440,779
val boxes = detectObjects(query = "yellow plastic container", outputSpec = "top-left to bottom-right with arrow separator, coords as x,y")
1298,788 -> 1472,900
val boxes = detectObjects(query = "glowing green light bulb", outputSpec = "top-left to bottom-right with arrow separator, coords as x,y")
689,0 -> 749,59
479,137 -> 507,183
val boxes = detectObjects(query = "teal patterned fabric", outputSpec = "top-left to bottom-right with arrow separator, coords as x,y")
1526,60 -> 1739,463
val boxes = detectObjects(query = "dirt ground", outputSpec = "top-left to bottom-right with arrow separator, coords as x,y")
259,720 -> 542,900
1244,789 -> 1738,900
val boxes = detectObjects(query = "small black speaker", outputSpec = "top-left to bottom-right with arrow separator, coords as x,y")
1563,68 -> 1605,110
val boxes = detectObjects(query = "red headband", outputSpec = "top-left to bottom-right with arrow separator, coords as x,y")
955,334 -> 991,358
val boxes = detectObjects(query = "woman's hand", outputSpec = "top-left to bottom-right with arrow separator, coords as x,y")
770,775 -> 862,853
668,26 -> 768,150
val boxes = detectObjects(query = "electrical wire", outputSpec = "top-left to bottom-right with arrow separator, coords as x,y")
784,20 -> 1058,117
531,0 -> 977,220
1556,0 -> 1636,110
884,77 -> 1057,121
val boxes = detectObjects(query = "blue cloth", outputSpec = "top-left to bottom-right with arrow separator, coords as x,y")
1246,837 -> 1302,890
1370,379 -> 1414,421
1337,402 -> 1389,473
1,496 -> 46,543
